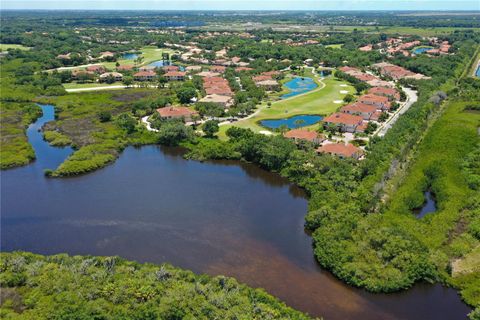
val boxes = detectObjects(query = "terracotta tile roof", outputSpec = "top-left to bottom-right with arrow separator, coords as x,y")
210,66 -> 226,72
317,143 -> 363,158
86,65 -> 105,72
164,71 -> 186,77
253,75 -> 272,82
157,106 -> 197,118
235,67 -> 253,72
359,94 -> 390,104
163,65 -> 180,72
134,71 -> 156,77
339,66 -> 360,73
284,129 -> 323,142
368,87 -> 400,99
341,102 -> 378,114
323,113 -> 363,126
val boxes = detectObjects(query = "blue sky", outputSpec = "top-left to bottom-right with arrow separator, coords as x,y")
2,0 -> 479,11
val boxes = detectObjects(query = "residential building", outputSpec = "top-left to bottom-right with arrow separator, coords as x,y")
284,129 -> 325,145
133,71 -> 157,81
340,102 -> 378,120
99,72 -> 123,82
86,65 -> 106,74
164,71 -> 186,81
256,79 -> 280,91
316,143 -> 364,159
358,94 -> 391,110
156,106 -> 198,122
368,87 -> 400,101
199,94 -> 233,108
323,113 -> 364,133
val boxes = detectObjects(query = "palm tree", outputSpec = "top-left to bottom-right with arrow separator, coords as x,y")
134,56 -> 144,66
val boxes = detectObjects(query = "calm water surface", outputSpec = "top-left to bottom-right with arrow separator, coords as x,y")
122,53 -> 138,60
414,191 -> 437,218
0,105 -> 472,320
260,114 -> 323,129
413,47 -> 434,54
281,77 -> 318,99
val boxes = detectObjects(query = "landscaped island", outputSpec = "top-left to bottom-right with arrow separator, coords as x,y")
1,10 -> 479,320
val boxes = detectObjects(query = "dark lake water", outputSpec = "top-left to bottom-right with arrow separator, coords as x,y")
260,114 -> 323,129
414,191 -> 437,218
0,105 -> 472,320
281,77 -> 318,99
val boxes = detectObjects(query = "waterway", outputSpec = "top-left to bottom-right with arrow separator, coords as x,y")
0,105 -> 472,320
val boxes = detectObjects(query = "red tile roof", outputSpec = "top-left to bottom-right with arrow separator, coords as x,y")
211,66 -> 226,72
253,75 -> 272,82
284,129 -> 323,142
235,67 -> 253,72
341,102 -> 378,114
134,71 -> 156,77
323,113 -> 363,126
317,143 -> 363,158
163,65 -> 180,72
359,94 -> 390,104
157,106 -> 197,118
86,65 -> 105,72
368,87 -> 400,99
164,71 -> 186,77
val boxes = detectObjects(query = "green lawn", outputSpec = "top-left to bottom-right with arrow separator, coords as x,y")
325,44 -> 343,49
218,76 -> 354,138
0,44 -> 30,51
102,47 -> 176,69
63,81 -> 124,90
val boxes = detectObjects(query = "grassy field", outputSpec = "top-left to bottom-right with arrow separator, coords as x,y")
325,44 -> 343,49
63,81 -> 124,90
0,44 -> 30,51
101,47 -> 177,69
218,76 -> 354,138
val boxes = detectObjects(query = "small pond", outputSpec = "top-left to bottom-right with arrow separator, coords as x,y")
414,191 -> 437,218
476,65 -> 480,78
147,61 -> 185,71
260,114 -> 323,129
413,47 -> 434,54
122,53 -> 138,60
281,77 -> 318,99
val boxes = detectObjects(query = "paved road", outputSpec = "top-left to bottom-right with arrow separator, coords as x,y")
141,116 -> 159,132
376,87 -> 418,137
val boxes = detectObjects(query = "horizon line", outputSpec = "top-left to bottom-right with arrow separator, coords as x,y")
1,9 -> 480,12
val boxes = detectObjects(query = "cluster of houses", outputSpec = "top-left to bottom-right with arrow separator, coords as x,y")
280,71 -> 406,159
371,62 -> 430,80
359,37 -> 452,58
339,66 -> 392,87
199,71 -> 234,108
252,71 -> 282,91
283,128 -> 364,160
